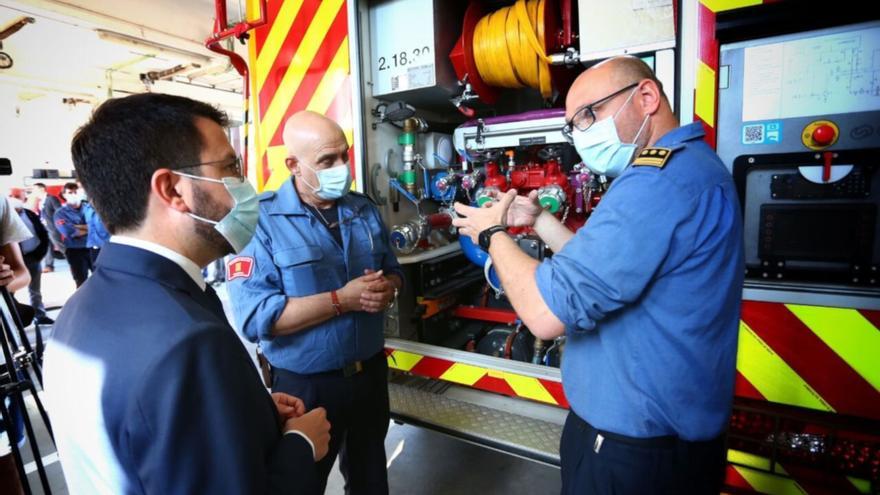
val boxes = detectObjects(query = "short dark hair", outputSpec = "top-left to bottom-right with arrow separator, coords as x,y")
71,93 -> 228,234
33,183 -> 46,189
63,182 -> 78,192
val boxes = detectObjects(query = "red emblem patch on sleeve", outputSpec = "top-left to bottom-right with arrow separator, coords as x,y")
226,256 -> 254,281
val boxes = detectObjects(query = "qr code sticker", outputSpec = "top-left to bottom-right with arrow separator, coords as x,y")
743,124 -> 765,144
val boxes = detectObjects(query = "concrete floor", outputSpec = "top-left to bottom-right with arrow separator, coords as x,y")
6,259 -> 561,494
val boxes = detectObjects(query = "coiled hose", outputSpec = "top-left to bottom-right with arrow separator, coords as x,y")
472,0 -> 552,98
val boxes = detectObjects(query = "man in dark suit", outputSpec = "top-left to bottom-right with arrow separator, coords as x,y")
44,93 -> 330,494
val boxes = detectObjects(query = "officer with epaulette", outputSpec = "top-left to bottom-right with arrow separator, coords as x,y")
228,111 -> 403,495
451,56 -> 744,495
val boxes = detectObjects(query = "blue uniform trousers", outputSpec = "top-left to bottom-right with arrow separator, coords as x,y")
561,411 -> 725,495
272,351 -> 390,495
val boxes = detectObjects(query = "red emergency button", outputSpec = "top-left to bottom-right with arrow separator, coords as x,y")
812,124 -> 836,146
802,120 -> 839,150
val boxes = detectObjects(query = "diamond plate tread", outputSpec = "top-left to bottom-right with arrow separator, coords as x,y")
389,382 -> 562,464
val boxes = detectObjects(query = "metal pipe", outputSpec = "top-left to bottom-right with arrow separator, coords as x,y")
532,338 -> 545,365
214,0 -> 227,32
400,118 -> 420,195
204,0 -> 268,179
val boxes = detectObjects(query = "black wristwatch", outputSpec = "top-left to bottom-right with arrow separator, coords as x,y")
478,225 -> 508,251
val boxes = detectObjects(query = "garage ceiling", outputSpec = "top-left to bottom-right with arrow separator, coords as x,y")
0,0 -> 249,119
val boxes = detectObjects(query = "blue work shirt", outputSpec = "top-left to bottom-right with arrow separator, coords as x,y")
535,122 -> 744,441
228,178 -> 403,374
53,204 -> 88,249
83,202 -> 110,249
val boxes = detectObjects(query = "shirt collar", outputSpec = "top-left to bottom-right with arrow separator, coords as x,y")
110,235 -> 206,290
269,178 -> 308,215
655,122 -> 706,147
270,177 -> 352,216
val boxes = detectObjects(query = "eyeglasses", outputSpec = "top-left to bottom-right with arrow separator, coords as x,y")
175,156 -> 243,179
561,83 -> 639,143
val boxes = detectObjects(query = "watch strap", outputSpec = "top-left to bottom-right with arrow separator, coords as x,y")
479,225 -> 507,250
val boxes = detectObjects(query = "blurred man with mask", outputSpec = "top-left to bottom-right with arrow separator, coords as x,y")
229,111 -> 403,495
33,183 -> 64,273
54,182 -> 92,286
452,56 -> 744,494
44,93 -> 331,494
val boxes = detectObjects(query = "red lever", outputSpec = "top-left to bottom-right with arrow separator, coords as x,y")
822,151 -> 833,183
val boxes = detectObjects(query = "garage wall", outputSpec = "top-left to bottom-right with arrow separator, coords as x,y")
0,93 -> 92,192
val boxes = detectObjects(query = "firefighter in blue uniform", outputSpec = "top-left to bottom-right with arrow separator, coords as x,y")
83,194 -> 110,264
452,56 -> 744,495
53,182 -> 92,287
229,111 -> 403,495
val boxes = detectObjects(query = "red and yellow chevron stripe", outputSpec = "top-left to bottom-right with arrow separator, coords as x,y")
725,449 -> 871,495
385,348 -> 569,408
390,301 -> 880,418
736,301 -> 880,420
710,299 -> 879,494
247,0 -> 355,191
389,300 -> 879,494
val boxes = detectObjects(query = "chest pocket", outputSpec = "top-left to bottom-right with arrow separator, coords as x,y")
273,245 -> 325,296
347,215 -> 385,273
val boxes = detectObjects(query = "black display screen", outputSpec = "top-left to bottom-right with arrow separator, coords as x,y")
759,204 -> 876,262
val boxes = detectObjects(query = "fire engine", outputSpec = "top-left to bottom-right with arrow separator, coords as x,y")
209,1 -> 880,493
3,0 -> 869,492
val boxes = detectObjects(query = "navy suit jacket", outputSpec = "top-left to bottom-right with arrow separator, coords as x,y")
46,242 -> 317,494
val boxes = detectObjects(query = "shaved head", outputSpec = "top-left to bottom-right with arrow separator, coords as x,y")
565,55 -> 677,153
282,110 -> 347,158
591,56 -> 666,97
282,110 -> 350,207
565,56 -> 666,120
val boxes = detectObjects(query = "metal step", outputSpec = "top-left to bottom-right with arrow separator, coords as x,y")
389,379 -> 564,466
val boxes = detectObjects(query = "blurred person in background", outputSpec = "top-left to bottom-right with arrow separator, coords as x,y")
33,183 -> 64,273
9,197 -> 53,324
54,182 -> 92,287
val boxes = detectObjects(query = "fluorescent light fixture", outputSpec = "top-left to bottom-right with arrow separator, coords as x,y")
95,29 -> 212,65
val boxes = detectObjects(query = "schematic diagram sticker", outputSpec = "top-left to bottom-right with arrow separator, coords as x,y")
741,24 -> 880,122
742,122 -> 783,145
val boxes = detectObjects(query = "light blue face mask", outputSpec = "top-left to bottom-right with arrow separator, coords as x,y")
300,162 -> 352,200
174,171 -> 259,253
572,87 -> 650,178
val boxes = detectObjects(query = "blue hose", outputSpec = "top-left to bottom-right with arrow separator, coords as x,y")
389,178 -> 419,205
422,166 -> 431,198
459,235 -> 501,289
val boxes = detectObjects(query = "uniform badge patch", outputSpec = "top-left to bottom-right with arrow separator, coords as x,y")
227,256 -> 254,281
632,147 -> 676,168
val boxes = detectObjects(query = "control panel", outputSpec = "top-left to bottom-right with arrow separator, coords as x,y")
718,21 -> 880,288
